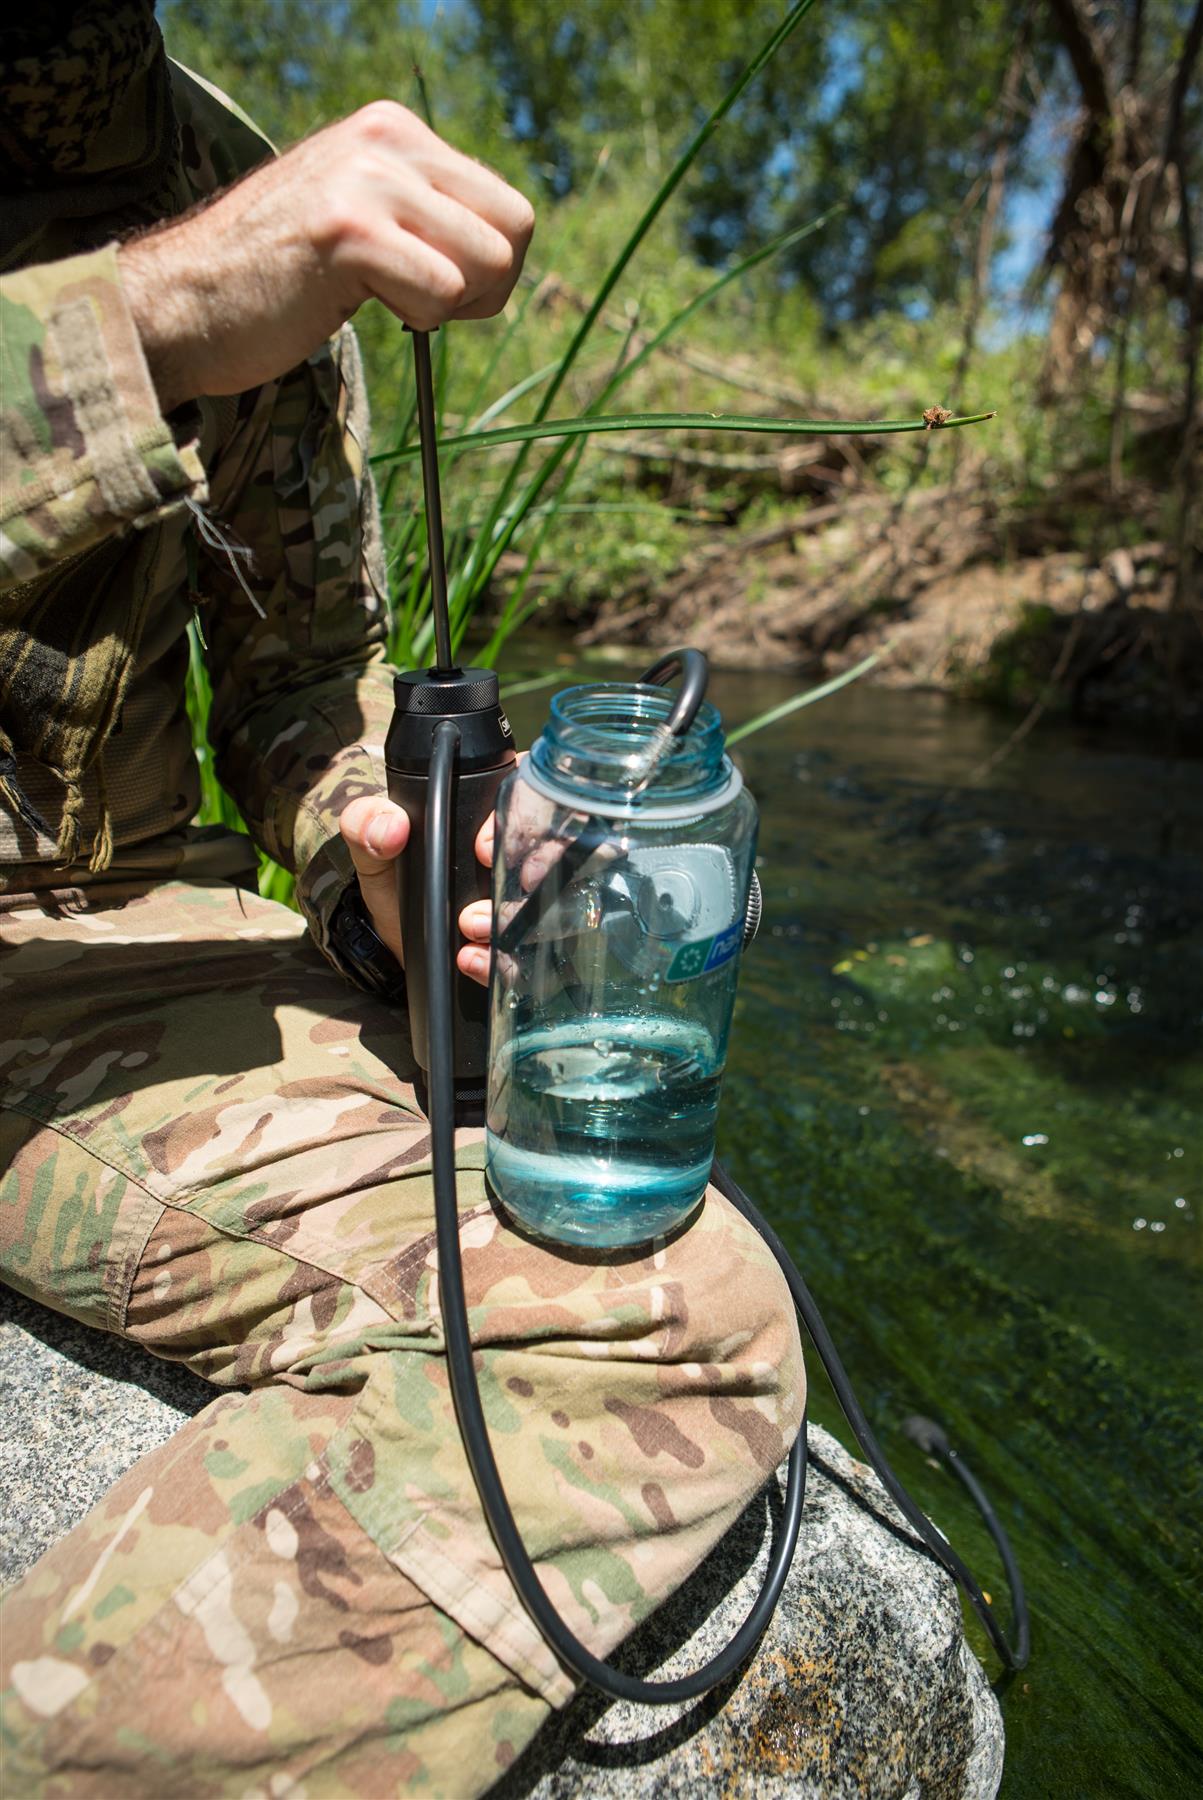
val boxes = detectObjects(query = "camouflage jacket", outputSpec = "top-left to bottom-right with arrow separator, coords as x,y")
0,40 -> 395,971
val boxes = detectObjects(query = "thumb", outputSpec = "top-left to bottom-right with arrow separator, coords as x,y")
339,796 -> 409,965
340,795 -> 410,875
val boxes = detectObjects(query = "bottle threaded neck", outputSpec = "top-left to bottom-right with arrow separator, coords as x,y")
530,683 -> 728,807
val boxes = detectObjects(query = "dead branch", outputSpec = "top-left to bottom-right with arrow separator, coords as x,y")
1048,0 -> 1115,117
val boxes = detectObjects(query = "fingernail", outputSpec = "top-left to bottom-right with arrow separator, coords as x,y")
368,822 -> 392,854
460,948 -> 489,982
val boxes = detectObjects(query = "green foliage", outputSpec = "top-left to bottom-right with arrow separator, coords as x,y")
162,1 -> 438,144
169,0 -> 1188,890
465,0 -> 820,194
186,619 -> 297,906
160,0 -> 1042,329
463,0 -> 1045,325
514,482 -> 695,621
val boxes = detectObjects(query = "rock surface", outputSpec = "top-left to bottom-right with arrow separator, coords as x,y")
1,1285 -> 1002,1797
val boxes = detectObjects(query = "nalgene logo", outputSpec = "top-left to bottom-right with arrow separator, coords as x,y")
666,920 -> 742,983
706,921 -> 743,970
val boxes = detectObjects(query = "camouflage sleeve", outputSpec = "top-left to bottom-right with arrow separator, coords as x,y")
196,321 -> 397,971
0,243 -> 207,589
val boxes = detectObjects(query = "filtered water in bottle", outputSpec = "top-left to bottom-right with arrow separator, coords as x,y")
485,680 -> 757,1249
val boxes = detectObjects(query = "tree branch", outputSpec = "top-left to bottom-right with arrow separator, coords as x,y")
1158,0 -> 1203,182
1123,0 -> 1146,90
1048,0 -> 1115,117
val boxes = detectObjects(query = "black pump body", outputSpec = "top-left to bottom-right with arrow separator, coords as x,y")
385,664 -> 515,1108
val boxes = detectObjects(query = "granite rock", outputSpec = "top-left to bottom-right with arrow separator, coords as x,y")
1,1286 -> 1002,1796
0,1287 -> 211,1584
493,1432 -> 1004,1800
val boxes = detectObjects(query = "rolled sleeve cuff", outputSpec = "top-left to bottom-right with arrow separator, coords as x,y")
0,242 -> 206,583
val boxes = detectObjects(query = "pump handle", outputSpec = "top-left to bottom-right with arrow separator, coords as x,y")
388,327 -> 517,1109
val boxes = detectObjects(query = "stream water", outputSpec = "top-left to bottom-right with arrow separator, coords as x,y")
506,666 -> 1202,1797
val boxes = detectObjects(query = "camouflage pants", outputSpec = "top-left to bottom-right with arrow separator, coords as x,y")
0,840 -> 804,1797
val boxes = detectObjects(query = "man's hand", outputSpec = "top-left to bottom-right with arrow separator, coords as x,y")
119,102 -> 535,412
339,795 -> 494,986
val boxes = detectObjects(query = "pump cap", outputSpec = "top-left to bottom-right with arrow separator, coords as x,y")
386,666 -> 515,778
393,668 -> 500,715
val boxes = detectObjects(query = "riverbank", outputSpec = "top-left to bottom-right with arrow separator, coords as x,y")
567,494 -> 1197,739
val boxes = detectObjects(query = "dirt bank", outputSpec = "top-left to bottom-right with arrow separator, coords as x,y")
573,484 -> 1199,735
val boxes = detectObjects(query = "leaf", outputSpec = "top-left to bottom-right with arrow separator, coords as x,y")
372,410 -> 996,465
726,647 -> 889,746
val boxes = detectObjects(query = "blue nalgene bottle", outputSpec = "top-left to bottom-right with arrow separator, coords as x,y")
485,680 -> 757,1249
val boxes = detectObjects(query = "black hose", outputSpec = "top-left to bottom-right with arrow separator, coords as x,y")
638,648 -> 709,737
427,719 -> 807,1702
427,717 -> 1029,1693
709,1162 -> 1030,1670
902,1415 -> 1029,1663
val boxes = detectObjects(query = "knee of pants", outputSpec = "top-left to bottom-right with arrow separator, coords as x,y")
659,1186 -> 806,1451
397,1181 -> 807,1537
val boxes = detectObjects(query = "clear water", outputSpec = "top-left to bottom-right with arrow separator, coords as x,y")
503,655 -> 1203,1796
486,1013 -> 720,1246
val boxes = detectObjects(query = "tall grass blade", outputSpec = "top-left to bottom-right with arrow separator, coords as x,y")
499,672 -> 562,697
726,648 -> 888,747
457,146 -> 617,430
373,410 -> 996,464
588,209 -> 842,416
469,361 -> 560,432
531,0 -> 821,426
448,0 -> 824,645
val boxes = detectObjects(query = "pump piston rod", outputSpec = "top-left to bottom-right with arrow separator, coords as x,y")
410,329 -> 455,675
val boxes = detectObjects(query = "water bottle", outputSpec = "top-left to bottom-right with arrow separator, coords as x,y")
485,678 -> 757,1249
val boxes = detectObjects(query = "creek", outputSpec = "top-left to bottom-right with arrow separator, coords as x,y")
503,664 -> 1203,1798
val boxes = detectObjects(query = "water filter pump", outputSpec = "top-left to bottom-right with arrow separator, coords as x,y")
384,328 -> 1029,1702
